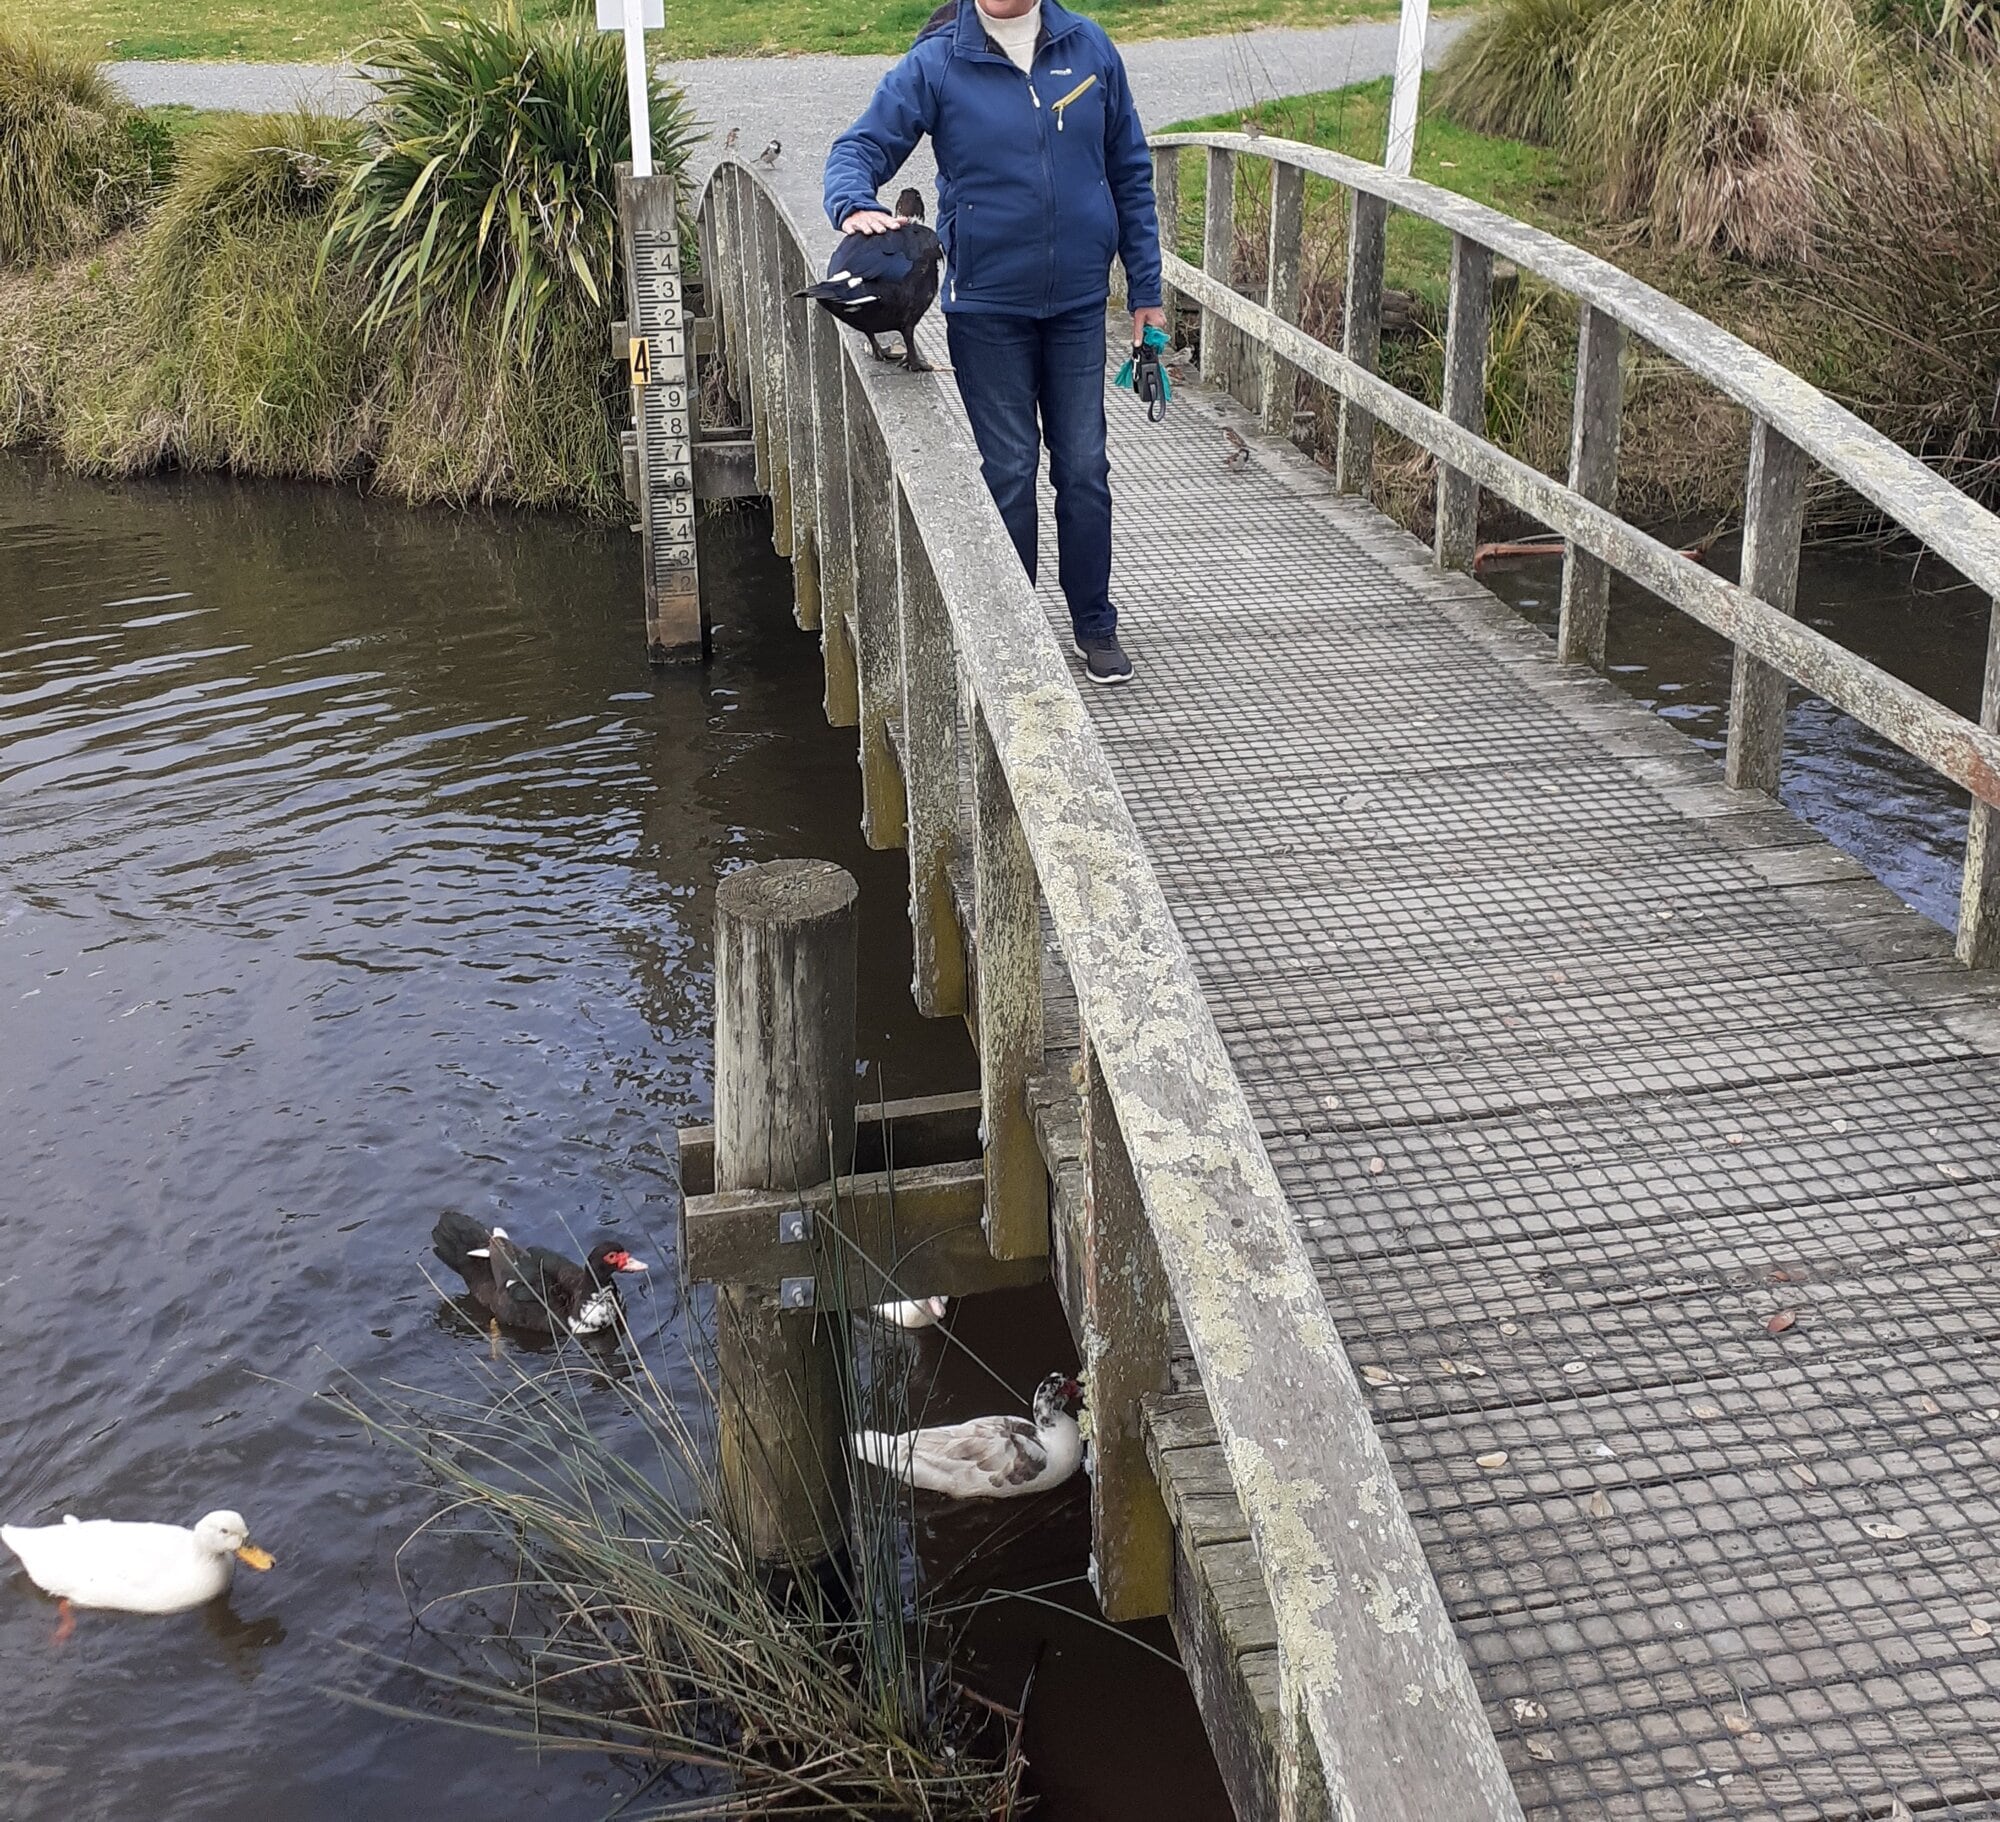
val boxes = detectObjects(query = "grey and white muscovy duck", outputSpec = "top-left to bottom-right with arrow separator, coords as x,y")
431,1210 -> 649,1338
851,1373 -> 1082,1499
798,187 -> 942,372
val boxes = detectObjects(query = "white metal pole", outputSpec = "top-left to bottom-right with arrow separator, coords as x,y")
1384,0 -> 1429,176
623,0 -> 653,178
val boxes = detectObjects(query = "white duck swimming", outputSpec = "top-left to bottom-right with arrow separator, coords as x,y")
852,1373 -> 1082,1499
874,1295 -> 949,1330
2,1510 -> 274,1636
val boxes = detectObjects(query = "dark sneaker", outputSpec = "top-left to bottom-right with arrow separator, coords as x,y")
1073,635 -> 1134,687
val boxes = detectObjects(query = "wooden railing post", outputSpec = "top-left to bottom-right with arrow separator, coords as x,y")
895,489 -> 967,1018
778,234 -> 821,631
1335,190 -> 1387,496
969,701 -> 1047,1261
1557,303 -> 1625,668
715,171 -> 747,412
754,192 -> 794,559
1079,1039 -> 1172,1621
1724,419 -> 1809,793
1435,231 -> 1492,571
1153,145 -> 1181,340
714,859 -> 856,1563
843,368 -> 907,850
807,310 -> 860,728
1200,146 -> 1236,389
736,171 -> 771,493
1959,596 -> 2000,967
1261,161 -> 1305,437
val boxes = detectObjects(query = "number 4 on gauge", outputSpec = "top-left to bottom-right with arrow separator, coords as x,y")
629,337 -> 652,387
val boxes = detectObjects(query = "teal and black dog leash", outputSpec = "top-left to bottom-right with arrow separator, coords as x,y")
1115,324 -> 1172,423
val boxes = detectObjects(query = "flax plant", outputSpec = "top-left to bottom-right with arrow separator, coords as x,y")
325,3 -> 697,359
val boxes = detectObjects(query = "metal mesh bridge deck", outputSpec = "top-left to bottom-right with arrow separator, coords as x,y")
1039,324 -> 2000,1822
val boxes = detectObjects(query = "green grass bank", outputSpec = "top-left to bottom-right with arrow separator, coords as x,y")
18,0 -> 1473,67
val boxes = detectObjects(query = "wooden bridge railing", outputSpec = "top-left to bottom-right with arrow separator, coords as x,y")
1150,131 -> 2000,967
696,156 -> 1527,1822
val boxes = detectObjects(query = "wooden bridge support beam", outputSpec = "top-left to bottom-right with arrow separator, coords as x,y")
970,701 -> 1048,1261
1335,191 -> 1387,497
778,235 -> 822,632
807,309 -> 861,728
1557,304 -> 1625,669
713,860 -> 857,1564
1725,420 -> 1809,794
1080,1042 -> 1173,1621
895,493 -> 968,1019
756,192 -> 795,561
1958,595 -> 2000,967
1436,232 -> 1492,571
844,370 -> 907,850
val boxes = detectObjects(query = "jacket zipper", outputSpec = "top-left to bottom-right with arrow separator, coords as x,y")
1050,74 -> 1096,129
1031,53 -> 1056,312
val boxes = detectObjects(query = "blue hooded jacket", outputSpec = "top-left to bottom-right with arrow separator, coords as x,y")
823,0 -> 1162,320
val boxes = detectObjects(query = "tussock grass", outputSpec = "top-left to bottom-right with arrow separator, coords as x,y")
1437,0 -> 1876,261
1432,0 -> 1624,144
1563,0 -> 1873,261
1807,68 -> 2000,509
0,27 -> 163,266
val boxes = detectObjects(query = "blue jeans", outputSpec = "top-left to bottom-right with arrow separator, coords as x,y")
945,305 -> 1115,643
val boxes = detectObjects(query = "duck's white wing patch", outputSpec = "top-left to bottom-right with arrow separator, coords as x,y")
568,1284 -> 619,1335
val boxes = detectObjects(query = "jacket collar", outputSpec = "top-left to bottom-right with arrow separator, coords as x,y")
952,0 -> 1086,60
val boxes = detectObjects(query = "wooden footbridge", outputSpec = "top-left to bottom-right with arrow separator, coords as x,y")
677,138 -> 2000,1822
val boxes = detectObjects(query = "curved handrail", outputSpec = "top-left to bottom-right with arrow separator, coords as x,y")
695,155 -> 1527,1822
1152,130 -> 2000,602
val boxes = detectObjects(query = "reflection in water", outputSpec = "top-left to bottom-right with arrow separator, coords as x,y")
1482,537 -> 1987,928
0,455 -> 1226,1822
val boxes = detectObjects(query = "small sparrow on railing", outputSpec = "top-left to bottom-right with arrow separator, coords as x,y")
758,139 -> 782,166
722,126 -> 739,153
1222,427 -> 1251,471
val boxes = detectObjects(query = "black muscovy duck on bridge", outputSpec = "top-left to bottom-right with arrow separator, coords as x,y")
798,187 -> 942,372
431,1210 -> 650,1338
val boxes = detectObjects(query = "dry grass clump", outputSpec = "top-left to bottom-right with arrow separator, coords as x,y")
0,27 -> 163,266
1563,0 -> 1872,262
1437,0 -> 1875,261
1432,0 -> 1626,144
1806,68 -> 2000,509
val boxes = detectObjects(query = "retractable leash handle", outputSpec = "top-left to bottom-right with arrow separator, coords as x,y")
1115,324 -> 1172,423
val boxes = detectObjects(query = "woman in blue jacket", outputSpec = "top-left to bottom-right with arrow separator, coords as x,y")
823,0 -> 1166,686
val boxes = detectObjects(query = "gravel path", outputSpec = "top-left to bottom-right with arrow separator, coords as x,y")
109,14 -> 1470,182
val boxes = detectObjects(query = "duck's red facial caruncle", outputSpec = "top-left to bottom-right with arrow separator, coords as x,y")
605,1249 -> 650,1274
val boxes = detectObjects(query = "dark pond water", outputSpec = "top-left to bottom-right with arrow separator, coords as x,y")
1481,536 -> 1991,930
0,455 -> 1223,1822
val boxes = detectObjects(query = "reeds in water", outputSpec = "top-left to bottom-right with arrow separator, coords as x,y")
327,1303 -> 1025,1818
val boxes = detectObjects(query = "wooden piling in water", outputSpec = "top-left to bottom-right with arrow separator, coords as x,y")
616,163 -> 704,663
713,859 -> 858,1562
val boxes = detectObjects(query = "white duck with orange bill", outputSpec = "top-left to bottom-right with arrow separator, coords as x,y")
1,1510 -> 274,1619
